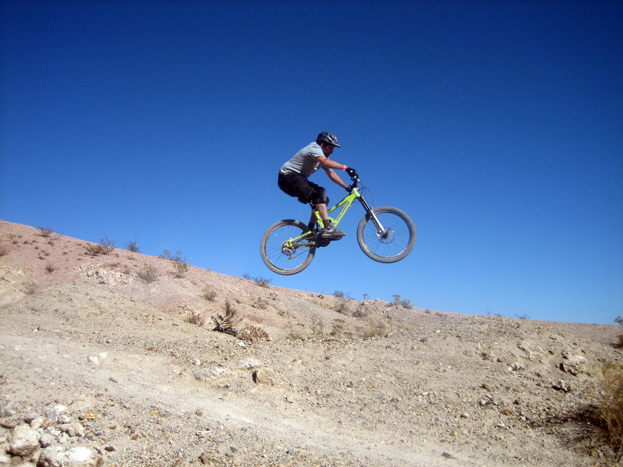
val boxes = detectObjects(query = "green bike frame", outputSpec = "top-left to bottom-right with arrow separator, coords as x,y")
314,187 -> 361,229
283,186 -> 387,250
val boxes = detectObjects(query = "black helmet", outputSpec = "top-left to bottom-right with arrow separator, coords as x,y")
316,131 -> 341,147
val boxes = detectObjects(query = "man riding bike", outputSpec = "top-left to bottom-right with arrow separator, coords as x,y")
278,132 -> 358,238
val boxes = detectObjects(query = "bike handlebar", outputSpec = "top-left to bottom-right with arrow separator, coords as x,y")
349,174 -> 360,190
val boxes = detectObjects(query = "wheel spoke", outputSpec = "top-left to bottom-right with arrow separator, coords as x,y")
261,221 -> 316,275
357,207 -> 415,263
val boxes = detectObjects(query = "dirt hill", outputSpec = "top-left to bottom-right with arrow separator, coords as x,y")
0,219 -> 621,466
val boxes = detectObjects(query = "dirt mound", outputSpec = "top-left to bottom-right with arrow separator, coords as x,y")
0,220 -> 621,466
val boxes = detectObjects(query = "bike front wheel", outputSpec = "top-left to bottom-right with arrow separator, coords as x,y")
357,206 -> 416,263
260,219 -> 316,275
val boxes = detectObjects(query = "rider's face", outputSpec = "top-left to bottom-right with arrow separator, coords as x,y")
321,143 -> 335,156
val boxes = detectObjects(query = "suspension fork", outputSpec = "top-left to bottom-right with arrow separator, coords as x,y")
358,196 -> 385,233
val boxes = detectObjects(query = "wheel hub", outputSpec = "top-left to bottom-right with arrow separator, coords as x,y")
377,228 -> 395,244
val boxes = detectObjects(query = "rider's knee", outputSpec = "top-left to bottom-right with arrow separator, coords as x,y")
312,187 -> 329,206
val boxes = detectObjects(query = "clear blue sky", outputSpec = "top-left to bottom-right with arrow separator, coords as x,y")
1,1 -> 621,324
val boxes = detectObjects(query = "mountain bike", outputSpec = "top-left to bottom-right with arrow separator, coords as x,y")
260,175 -> 416,275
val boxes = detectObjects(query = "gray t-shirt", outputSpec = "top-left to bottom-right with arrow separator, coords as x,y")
279,142 -> 325,178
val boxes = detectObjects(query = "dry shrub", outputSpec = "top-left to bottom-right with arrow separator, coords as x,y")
239,326 -> 270,341
243,274 -> 272,287
599,361 -> 623,455
202,286 -> 217,301
22,282 -> 37,295
186,311 -> 206,327
174,261 -> 189,278
160,249 -> 189,278
212,301 -> 242,337
331,318 -> 346,337
125,239 -> 140,252
252,298 -> 268,310
37,226 -> 53,237
362,319 -> 388,339
85,235 -> 115,256
334,298 -> 350,314
137,264 -> 159,283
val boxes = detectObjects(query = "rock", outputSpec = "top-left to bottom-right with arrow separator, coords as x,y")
39,446 -> 99,467
238,358 -> 263,370
9,424 -> 40,457
22,412 -> 40,424
30,416 -> 46,430
87,353 -> 107,365
39,433 -> 55,448
560,355 -> 587,375
58,423 -> 85,437
252,368 -> 277,386
552,380 -> 571,393
39,447 -> 63,467
194,367 -> 233,381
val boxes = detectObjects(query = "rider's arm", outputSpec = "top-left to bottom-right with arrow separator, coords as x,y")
316,155 -> 347,171
323,166 -> 349,189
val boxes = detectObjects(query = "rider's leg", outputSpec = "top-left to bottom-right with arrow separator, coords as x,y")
315,203 -> 345,237
316,204 -> 330,225
308,204 -> 329,230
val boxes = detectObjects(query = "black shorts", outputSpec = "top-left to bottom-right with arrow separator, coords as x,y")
278,172 -> 328,205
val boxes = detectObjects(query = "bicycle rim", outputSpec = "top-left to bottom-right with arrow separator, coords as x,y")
260,220 -> 316,275
357,207 -> 416,263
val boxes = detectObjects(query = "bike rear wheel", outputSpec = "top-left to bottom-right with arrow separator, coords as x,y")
260,219 -> 316,275
357,206 -> 416,263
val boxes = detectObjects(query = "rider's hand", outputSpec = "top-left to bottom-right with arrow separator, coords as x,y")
346,167 -> 358,178
345,185 -> 353,193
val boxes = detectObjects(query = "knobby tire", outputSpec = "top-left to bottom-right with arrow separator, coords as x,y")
357,206 -> 416,263
260,219 -> 316,275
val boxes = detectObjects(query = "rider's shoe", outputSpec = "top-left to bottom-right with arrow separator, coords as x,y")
320,224 -> 346,238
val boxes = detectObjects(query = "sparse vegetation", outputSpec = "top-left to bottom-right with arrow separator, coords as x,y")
186,310 -> 206,327
252,297 -> 268,310
243,274 -> 272,287
392,294 -> 413,309
85,235 -> 116,256
0,244 -> 8,256
333,291 -> 351,299
45,263 -> 55,273
212,301 -> 242,337
599,361 -> 623,458
37,226 -> 53,237
125,238 -> 140,253
309,316 -> 324,338
334,297 -> 351,314
174,261 -> 189,278
329,318 -> 345,337
161,249 -> 189,278
22,282 -> 37,295
352,302 -> 368,318
363,319 -> 388,339
516,314 -> 531,320
137,263 -> 159,283
239,326 -> 270,341
202,286 -> 217,301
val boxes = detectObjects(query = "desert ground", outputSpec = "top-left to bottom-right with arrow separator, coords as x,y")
0,219 -> 621,466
